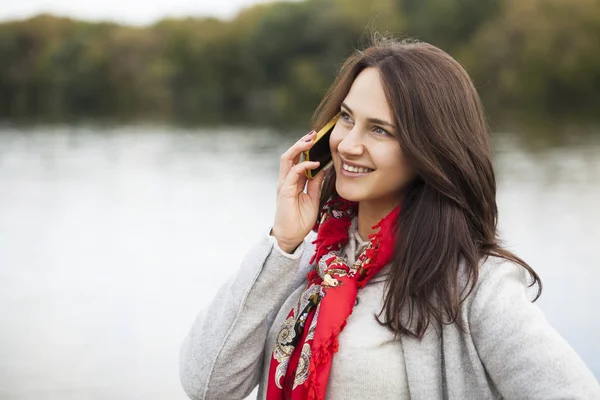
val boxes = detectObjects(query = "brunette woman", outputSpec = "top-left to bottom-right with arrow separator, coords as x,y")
180,38 -> 600,400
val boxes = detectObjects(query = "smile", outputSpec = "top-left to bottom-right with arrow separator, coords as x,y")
341,162 -> 374,174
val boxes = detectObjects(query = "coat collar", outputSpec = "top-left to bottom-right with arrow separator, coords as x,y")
399,323 -> 444,399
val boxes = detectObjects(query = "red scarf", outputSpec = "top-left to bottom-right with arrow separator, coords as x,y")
266,196 -> 400,400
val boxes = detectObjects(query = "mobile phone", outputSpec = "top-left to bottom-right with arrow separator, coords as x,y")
303,113 -> 340,179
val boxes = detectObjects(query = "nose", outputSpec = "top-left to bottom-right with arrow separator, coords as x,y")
336,127 -> 364,157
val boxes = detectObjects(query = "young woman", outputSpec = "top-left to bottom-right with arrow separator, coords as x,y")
179,38 -> 600,400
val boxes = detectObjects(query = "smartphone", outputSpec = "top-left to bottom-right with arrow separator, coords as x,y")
303,113 -> 340,179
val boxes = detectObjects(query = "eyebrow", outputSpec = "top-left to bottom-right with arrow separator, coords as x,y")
341,102 -> 396,129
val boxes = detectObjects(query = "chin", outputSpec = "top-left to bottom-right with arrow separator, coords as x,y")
334,179 -> 369,203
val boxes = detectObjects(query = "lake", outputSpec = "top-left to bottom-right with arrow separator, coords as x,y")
0,124 -> 598,399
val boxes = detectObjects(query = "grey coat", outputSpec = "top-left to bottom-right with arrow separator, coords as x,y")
179,229 -> 600,399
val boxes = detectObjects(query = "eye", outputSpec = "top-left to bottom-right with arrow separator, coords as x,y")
373,126 -> 390,136
340,111 -> 352,123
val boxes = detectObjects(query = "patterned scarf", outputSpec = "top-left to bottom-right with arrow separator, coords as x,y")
266,195 -> 400,400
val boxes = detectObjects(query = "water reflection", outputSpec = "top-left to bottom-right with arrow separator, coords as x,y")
0,125 -> 598,399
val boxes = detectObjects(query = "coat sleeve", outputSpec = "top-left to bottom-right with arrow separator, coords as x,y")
469,258 -> 600,400
179,230 -> 315,400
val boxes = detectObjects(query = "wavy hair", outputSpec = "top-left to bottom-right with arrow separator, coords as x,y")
311,37 -> 541,339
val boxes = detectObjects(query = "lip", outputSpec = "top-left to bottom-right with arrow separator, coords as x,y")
339,167 -> 372,178
339,157 -> 374,170
338,157 -> 375,178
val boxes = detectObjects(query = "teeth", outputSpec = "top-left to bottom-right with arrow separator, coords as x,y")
342,163 -> 373,174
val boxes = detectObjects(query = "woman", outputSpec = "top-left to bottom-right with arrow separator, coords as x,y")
179,38 -> 600,399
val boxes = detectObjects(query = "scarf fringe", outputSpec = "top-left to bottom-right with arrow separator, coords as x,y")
306,321 -> 347,400
370,206 -> 400,264
309,216 -> 352,265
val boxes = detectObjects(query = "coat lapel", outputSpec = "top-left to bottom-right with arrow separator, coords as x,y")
400,325 -> 444,400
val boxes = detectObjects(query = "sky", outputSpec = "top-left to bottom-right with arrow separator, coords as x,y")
0,0 -> 288,25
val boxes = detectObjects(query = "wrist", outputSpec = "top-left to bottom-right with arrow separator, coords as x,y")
270,229 -> 300,254
278,241 -> 300,254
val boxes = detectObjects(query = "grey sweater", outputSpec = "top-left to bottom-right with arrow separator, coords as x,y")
179,227 -> 600,400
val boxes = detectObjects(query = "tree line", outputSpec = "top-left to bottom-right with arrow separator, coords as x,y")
0,0 -> 598,127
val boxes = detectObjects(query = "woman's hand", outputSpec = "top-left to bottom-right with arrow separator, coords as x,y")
271,130 -> 328,253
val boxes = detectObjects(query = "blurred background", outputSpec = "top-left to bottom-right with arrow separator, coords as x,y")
0,0 -> 598,399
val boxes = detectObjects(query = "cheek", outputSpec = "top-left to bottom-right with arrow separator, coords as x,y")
329,125 -> 344,154
379,148 -> 414,180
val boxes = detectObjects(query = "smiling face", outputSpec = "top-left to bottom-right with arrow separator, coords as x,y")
330,67 -> 416,210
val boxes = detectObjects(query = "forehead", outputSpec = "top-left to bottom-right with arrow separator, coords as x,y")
344,67 -> 393,122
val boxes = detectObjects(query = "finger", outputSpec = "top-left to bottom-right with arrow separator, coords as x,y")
281,160 -> 320,196
278,131 -> 316,182
307,165 -> 327,204
279,132 -> 315,182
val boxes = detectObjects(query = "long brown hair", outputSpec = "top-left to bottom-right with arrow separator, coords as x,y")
311,37 -> 542,340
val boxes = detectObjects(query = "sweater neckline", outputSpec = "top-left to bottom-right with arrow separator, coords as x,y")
345,217 -> 391,285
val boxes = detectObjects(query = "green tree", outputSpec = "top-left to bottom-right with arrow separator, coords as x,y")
461,0 -> 600,117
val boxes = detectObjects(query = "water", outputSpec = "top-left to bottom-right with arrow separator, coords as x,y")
0,125 -> 598,399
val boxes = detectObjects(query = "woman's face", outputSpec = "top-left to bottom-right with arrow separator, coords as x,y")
330,67 -> 416,209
